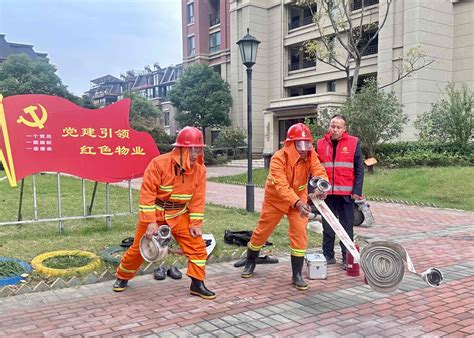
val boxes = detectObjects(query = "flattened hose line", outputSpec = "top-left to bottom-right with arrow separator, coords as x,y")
310,192 -> 444,293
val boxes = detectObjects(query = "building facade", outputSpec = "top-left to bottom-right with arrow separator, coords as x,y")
0,34 -> 48,63
182,0 -> 232,81
84,64 -> 183,136
228,0 -> 474,155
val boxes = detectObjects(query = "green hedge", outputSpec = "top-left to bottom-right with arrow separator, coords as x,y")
375,142 -> 473,168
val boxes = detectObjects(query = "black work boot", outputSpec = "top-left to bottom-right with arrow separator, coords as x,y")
112,278 -> 128,292
153,267 -> 166,280
167,266 -> 182,279
291,255 -> 309,291
190,277 -> 216,300
241,248 -> 260,278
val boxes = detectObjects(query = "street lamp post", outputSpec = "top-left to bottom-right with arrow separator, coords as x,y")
237,28 -> 260,213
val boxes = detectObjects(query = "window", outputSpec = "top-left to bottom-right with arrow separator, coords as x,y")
187,3 -> 194,24
187,36 -> 195,57
213,64 -> 222,75
288,45 -> 316,71
288,4 -> 317,30
209,31 -> 220,53
327,80 -> 336,92
164,111 -> 170,126
288,85 -> 316,97
211,130 -> 220,146
209,0 -> 220,26
357,28 -> 378,56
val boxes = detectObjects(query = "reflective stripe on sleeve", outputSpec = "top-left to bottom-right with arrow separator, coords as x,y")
139,204 -> 156,212
189,212 -> 204,220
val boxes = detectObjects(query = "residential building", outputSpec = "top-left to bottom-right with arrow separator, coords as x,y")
84,63 -> 183,136
0,34 -> 48,63
181,0 -> 232,144
228,0 -> 474,155
182,0 -> 231,81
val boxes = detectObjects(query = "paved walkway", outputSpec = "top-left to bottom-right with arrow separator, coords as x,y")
1,168 -> 473,337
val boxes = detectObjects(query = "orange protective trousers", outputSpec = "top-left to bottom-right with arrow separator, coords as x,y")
116,217 -> 207,281
249,200 -> 308,252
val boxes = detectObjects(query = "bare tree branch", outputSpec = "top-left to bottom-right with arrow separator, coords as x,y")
378,60 -> 435,89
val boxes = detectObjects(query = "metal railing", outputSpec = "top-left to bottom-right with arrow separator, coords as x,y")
288,16 -> 313,30
361,44 -> 378,56
288,59 -> 316,71
352,0 -> 379,11
209,45 -> 220,53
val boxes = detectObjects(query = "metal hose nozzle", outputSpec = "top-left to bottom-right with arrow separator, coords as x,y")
310,177 -> 331,194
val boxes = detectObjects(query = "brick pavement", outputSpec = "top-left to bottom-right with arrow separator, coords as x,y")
1,176 -> 473,337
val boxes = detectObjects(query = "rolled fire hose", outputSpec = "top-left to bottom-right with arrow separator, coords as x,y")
308,178 -> 443,293
139,224 -> 173,262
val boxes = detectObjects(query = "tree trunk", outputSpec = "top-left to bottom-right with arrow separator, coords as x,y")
350,59 -> 361,98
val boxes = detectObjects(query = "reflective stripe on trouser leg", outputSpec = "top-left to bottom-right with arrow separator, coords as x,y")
172,217 -> 207,281
287,208 -> 308,256
116,221 -> 147,280
248,201 -> 284,249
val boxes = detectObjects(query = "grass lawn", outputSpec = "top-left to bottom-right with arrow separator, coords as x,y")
0,171 -> 322,267
209,166 -> 474,212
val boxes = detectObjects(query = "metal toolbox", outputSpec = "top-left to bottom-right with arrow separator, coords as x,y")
305,252 -> 327,280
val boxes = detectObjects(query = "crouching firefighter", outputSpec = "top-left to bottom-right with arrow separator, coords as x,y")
242,123 -> 328,290
113,126 -> 216,300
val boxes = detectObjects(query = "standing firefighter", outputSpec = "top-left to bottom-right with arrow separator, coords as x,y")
113,126 -> 216,300
242,123 -> 328,290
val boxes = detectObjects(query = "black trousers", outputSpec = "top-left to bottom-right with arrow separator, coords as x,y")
321,195 -> 354,261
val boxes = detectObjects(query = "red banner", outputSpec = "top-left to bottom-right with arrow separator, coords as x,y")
0,94 -> 159,187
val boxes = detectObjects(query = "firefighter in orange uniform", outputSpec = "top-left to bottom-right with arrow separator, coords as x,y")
242,123 -> 328,290
113,126 -> 215,300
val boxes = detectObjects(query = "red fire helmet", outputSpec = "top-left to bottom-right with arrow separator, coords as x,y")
285,123 -> 313,142
173,127 -> 205,147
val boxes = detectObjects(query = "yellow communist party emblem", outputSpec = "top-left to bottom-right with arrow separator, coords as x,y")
17,104 -> 48,129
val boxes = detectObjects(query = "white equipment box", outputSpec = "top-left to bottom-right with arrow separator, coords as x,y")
305,252 -> 327,280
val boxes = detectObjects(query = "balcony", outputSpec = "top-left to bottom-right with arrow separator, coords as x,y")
361,44 -> 378,56
351,0 -> 379,11
288,15 -> 313,31
288,59 -> 316,71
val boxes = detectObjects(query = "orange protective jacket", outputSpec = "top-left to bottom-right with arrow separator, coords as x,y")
265,142 -> 328,213
138,147 -> 205,228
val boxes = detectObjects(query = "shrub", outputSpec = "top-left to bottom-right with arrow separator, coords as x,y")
376,141 -> 473,168
157,144 -> 173,154
214,127 -> 246,149
415,83 -> 473,145
148,127 -> 174,145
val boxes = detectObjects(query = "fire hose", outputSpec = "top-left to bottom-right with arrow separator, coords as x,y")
308,177 -> 443,293
139,224 -> 173,262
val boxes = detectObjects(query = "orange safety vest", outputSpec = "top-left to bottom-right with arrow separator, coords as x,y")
317,132 -> 358,196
